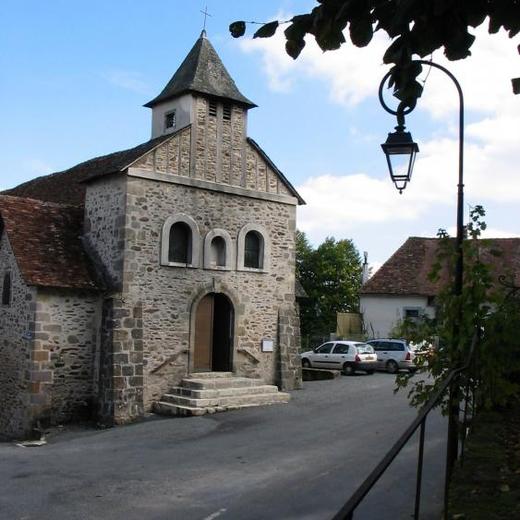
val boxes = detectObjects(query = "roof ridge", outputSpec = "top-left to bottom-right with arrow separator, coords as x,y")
0,193 -> 81,209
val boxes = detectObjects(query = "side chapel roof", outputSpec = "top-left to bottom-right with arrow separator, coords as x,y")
2,133 -> 173,206
144,31 -> 256,109
361,236 -> 520,296
0,195 -> 100,290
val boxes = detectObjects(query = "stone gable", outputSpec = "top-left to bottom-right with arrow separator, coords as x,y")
131,96 -> 299,201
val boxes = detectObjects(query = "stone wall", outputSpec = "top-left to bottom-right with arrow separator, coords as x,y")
30,289 -> 100,427
83,175 -> 127,289
123,175 -> 299,409
277,305 -> 303,391
0,233 -> 35,439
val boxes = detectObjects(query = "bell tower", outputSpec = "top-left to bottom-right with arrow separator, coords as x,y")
144,31 -> 256,139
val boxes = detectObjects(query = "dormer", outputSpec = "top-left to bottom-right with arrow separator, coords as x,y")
145,30 -> 256,139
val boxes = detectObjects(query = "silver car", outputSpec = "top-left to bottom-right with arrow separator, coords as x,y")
365,339 -> 417,373
300,341 -> 378,375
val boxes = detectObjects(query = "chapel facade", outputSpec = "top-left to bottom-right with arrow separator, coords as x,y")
0,32 -> 304,439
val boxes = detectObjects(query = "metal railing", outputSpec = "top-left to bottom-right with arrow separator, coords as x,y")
332,330 -> 479,520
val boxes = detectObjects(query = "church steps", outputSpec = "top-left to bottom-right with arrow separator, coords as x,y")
166,384 -> 279,399
154,392 -> 289,417
187,372 -> 234,379
181,377 -> 265,390
161,385 -> 282,408
153,373 -> 290,417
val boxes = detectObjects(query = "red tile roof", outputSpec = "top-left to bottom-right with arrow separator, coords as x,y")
361,236 -> 520,296
0,195 -> 100,290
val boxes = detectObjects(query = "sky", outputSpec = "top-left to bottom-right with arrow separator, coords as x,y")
1,0 -> 519,272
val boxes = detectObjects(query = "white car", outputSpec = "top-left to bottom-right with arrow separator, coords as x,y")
300,341 -> 378,375
365,339 -> 417,373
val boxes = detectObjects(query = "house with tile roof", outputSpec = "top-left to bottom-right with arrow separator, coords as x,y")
0,31 -> 304,439
360,236 -> 520,338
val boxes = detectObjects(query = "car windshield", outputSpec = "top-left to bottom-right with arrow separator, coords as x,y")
355,343 -> 374,354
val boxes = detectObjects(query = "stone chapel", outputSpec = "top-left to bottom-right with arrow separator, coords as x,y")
0,32 -> 304,439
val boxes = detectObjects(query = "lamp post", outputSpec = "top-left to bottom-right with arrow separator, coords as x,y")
379,60 -> 465,516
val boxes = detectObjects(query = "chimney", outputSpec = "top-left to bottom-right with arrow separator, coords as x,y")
361,251 -> 369,284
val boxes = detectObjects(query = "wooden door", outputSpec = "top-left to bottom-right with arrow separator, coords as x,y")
194,294 -> 214,371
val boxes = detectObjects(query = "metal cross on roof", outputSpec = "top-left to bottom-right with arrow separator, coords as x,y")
200,5 -> 212,31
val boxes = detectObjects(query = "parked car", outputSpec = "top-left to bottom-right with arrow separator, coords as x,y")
300,341 -> 378,375
365,339 -> 417,374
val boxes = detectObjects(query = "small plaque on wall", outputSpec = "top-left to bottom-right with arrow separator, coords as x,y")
261,339 -> 274,352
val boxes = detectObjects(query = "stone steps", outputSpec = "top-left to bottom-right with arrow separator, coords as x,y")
153,372 -> 290,417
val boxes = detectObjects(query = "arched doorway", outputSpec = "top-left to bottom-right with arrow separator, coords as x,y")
193,293 -> 234,372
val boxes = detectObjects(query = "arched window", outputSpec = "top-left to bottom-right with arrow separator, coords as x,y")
2,272 -> 11,306
244,231 -> 262,269
203,229 -> 233,270
160,214 -> 200,268
237,224 -> 269,272
210,236 -> 226,267
169,222 -> 192,264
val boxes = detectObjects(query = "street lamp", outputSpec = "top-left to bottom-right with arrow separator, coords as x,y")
379,60 -> 465,516
380,119 -> 419,194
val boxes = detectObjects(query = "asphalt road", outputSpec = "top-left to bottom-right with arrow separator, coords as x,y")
0,373 -> 447,520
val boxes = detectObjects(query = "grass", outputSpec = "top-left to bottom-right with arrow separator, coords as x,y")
448,404 -> 520,519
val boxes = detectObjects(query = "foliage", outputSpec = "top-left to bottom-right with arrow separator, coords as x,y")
230,1 -> 520,107
296,231 -> 362,338
393,206 -> 520,411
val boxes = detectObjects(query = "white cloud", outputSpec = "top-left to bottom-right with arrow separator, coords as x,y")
103,69 -> 151,94
239,21 -> 391,106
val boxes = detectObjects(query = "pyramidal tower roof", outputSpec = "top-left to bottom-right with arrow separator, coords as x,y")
144,31 -> 256,109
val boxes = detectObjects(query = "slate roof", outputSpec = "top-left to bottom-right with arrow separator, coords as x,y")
361,237 -> 520,296
2,134 -> 173,206
144,31 -> 256,109
0,195 -> 100,290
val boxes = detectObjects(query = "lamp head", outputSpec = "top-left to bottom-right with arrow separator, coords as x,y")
381,125 -> 419,194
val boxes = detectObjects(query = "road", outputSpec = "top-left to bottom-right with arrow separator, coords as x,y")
0,373 -> 447,520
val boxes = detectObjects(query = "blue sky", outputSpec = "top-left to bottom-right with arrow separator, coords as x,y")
2,1 -> 519,270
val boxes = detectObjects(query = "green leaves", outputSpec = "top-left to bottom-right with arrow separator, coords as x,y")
253,21 -> 279,39
229,21 -> 246,38
228,1 -> 520,98
286,38 -> 306,60
349,17 -> 374,47
297,232 -> 362,338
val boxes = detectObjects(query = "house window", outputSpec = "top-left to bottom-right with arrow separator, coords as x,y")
404,308 -> 420,319
209,101 -> 217,117
2,272 -> 11,306
244,231 -> 262,269
223,104 -> 232,121
165,110 -> 176,130
169,222 -> 192,264
210,236 -> 226,267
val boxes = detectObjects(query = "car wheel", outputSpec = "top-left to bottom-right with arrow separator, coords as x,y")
302,358 -> 311,368
409,367 -> 417,374
342,363 -> 355,376
386,360 -> 399,374
366,370 -> 375,375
